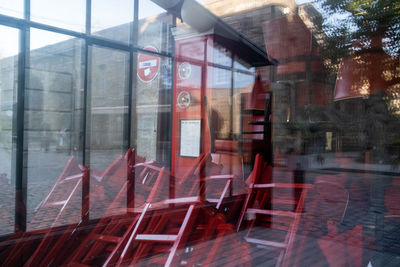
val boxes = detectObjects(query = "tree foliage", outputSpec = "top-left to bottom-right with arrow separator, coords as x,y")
315,0 -> 400,60
311,0 -> 400,161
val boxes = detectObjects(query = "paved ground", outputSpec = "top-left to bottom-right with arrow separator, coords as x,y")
0,147 -> 123,234
0,149 -> 399,265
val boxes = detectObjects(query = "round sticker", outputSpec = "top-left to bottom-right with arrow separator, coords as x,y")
178,62 -> 192,80
177,91 -> 192,109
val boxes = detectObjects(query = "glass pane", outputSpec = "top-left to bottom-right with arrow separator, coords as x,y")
0,0 -> 23,18
0,25 -> 18,236
135,52 -> 172,165
138,0 -> 174,53
88,46 -> 129,219
132,52 -> 172,206
31,0 -> 86,32
26,29 -> 84,230
91,0 -> 133,43
212,43 -> 232,67
234,57 -> 255,72
1,1 -> 400,266
208,66 -> 232,139
233,71 -> 255,136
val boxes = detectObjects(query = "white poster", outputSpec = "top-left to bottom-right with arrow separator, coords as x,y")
180,119 -> 201,157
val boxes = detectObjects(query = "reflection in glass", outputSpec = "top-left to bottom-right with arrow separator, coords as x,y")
89,46 -> 129,219
0,0 -> 23,18
139,0 -> 166,20
91,0 -> 133,43
234,57 -> 255,72
30,29 -> 74,50
138,0 -> 174,53
233,71 -> 255,135
31,0 -> 86,32
26,29 -> 84,230
212,43 -> 232,67
209,67 -> 232,139
135,53 -> 172,163
0,0 -> 399,266
0,25 -> 18,236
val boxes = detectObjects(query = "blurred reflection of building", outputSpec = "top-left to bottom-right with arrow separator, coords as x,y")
333,37 -> 400,161
203,0 -> 334,156
0,14 -> 174,164
202,0 -> 400,164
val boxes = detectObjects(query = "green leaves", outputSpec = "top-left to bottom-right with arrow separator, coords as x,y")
316,0 -> 400,58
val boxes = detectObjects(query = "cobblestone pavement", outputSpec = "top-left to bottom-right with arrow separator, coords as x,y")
0,150 -> 399,265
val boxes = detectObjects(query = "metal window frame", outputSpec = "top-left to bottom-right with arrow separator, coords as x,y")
0,0 -> 176,235
2,0 -> 254,235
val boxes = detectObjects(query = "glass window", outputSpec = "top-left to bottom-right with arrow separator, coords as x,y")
88,45 -> 129,219
134,52 -> 172,164
0,25 -> 18,236
212,43 -> 232,67
138,0 -> 174,53
233,71 -> 255,135
1,0 -> 400,266
31,0 -> 86,32
209,66 -> 232,139
91,0 -> 134,43
234,57 -> 255,72
26,29 -> 84,230
0,0 -> 23,18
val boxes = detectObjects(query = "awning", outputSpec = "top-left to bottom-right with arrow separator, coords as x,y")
152,0 -> 274,67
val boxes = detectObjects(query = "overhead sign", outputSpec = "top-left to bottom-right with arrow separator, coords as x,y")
137,46 -> 160,83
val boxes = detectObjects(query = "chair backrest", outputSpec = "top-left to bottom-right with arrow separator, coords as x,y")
178,153 -> 207,184
245,153 -> 264,185
385,178 -> 400,216
314,175 -> 349,224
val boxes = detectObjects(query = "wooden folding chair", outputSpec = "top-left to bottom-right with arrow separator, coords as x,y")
174,152 -> 242,212
62,152 -> 205,265
98,152 -> 241,266
67,152 -> 238,266
290,175 -> 349,267
4,157 -> 87,266
91,148 -> 144,185
65,162 -> 167,266
90,149 -> 146,218
183,213 -> 251,267
106,200 -> 203,267
21,149 -> 143,266
237,154 -> 313,267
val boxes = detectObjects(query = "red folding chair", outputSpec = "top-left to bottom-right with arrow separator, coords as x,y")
292,174 -> 351,267
174,152 -> 243,212
237,154 -> 313,267
65,162 -> 166,266
105,200 -> 201,267
97,151 -> 241,266
4,157 -> 87,266
66,152 -> 240,266
183,213 -> 251,267
104,152 -> 249,266
90,149 -> 145,218
24,149 -> 145,266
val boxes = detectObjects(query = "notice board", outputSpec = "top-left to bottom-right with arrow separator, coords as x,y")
180,119 -> 201,157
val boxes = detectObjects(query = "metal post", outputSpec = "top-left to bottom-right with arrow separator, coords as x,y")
81,0 -> 92,221
14,0 -> 30,233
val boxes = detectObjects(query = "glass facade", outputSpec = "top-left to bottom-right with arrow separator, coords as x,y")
91,0 -> 134,43
26,29 -> 85,230
31,0 -> 86,32
0,0 -> 399,266
0,25 -> 18,236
